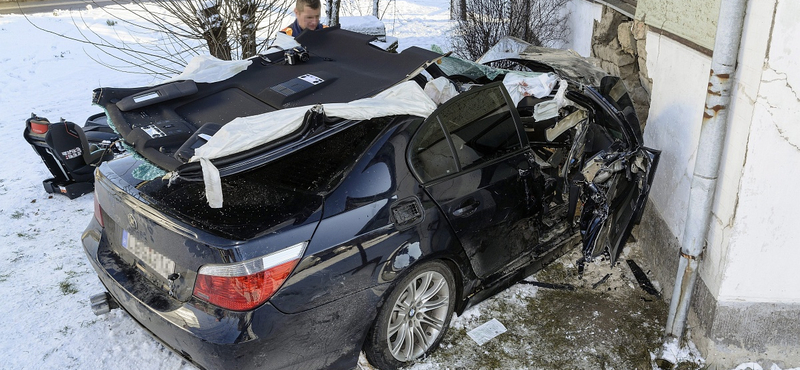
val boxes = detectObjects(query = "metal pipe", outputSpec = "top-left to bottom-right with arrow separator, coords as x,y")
90,292 -> 119,316
662,0 -> 750,344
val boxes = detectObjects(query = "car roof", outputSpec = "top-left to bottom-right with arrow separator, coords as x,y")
267,26 -> 443,107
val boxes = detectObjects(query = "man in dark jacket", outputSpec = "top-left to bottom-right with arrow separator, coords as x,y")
281,0 -> 326,37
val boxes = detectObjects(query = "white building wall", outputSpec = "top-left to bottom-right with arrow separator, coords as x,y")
643,0 -> 800,304
697,0 -> 774,300
718,0 -> 800,303
641,32 -> 709,244
564,0 -> 602,57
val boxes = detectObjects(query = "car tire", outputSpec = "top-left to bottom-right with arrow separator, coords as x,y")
364,260 -> 456,369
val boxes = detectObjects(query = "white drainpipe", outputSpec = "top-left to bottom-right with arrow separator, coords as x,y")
662,0 -> 749,350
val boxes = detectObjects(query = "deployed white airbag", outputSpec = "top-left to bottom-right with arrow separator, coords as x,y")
424,77 -> 459,105
533,78 -> 570,121
502,72 -> 558,106
190,81 -> 437,208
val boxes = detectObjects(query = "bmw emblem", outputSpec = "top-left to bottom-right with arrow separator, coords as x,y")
128,214 -> 138,229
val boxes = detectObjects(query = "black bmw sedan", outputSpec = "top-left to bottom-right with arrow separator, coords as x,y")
82,28 -> 658,370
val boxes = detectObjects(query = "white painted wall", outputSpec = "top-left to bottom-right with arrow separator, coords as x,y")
564,0 -> 602,57
641,32 -> 709,244
642,0 -> 800,303
718,0 -> 800,303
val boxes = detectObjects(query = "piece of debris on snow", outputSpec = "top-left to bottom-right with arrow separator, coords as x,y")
592,273 -> 612,289
467,318 -> 507,346
626,259 -> 661,297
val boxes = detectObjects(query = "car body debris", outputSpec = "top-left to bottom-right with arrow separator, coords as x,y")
467,319 -> 508,346
626,259 -> 661,297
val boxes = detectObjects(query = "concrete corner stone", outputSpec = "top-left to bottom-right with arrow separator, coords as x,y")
636,38 -> 648,59
618,22 -> 636,55
632,20 -> 648,40
640,71 -> 653,95
594,40 -> 635,66
594,6 -> 626,44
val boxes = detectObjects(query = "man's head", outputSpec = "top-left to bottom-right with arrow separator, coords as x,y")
294,0 -> 322,31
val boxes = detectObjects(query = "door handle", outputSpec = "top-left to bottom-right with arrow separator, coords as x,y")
453,199 -> 480,217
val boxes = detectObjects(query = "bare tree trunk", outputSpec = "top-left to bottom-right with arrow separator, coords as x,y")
326,1 -> 333,26
238,0 -> 257,58
199,2 -> 232,60
451,0 -> 466,21
523,0 -> 531,41
329,0 -> 341,26
373,0 -> 379,17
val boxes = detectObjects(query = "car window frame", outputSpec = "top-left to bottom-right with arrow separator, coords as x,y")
407,81 -> 528,185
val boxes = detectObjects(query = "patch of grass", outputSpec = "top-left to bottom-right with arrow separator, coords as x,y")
16,232 -> 35,240
65,270 -> 88,278
59,280 -> 78,295
106,19 -> 117,26
676,361 -> 708,370
58,326 -> 73,336
42,348 -> 55,361
11,210 -> 24,219
80,319 -> 98,328
10,251 -> 24,262
0,273 -> 10,282
536,259 -> 575,283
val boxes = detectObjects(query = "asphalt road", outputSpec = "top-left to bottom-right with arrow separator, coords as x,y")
0,0 -> 135,15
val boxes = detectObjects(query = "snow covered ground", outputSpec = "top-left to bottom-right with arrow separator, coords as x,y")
0,1 -> 789,369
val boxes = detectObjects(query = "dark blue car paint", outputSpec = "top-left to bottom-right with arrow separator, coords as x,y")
83,115 -> 480,370
82,74 -> 659,369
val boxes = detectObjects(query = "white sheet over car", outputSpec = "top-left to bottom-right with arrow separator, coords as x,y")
190,81 -> 438,208
161,55 -> 252,84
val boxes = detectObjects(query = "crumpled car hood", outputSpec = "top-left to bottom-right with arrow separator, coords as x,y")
476,36 -> 607,87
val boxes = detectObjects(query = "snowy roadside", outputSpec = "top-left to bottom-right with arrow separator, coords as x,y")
0,1 -> 788,369
0,2 -> 454,369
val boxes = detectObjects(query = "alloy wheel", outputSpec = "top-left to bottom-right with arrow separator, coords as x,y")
386,270 -> 451,361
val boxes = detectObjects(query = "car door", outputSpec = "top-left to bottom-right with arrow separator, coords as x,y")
576,76 -> 661,263
408,83 -> 541,278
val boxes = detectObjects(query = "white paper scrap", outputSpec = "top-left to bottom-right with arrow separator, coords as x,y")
466,318 -> 507,346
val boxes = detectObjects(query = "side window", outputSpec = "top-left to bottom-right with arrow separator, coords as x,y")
409,118 -> 457,182
409,83 -> 522,183
437,85 -> 522,170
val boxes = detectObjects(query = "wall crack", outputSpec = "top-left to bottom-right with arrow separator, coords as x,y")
758,101 -> 800,152
762,65 -> 800,103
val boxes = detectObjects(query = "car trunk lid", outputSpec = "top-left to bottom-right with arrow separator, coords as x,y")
93,155 -> 324,303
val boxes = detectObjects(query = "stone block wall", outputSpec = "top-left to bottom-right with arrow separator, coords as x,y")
590,6 -> 651,127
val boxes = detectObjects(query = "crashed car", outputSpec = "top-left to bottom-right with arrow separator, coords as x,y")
82,27 -> 658,370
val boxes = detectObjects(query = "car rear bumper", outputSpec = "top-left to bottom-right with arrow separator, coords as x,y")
81,219 -> 377,370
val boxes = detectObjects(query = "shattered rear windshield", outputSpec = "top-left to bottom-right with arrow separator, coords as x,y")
143,118 -> 391,239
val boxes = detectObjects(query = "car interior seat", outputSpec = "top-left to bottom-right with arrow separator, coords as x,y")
44,120 -> 111,184
516,96 -> 559,144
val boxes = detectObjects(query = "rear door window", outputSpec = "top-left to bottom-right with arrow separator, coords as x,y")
409,83 -> 523,182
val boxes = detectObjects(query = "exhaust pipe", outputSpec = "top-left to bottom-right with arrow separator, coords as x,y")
90,292 -> 119,316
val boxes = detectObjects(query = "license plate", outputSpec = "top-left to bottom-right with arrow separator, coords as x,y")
121,229 -> 175,279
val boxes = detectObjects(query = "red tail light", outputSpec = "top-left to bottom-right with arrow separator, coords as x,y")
193,242 -> 307,311
93,192 -> 104,227
30,120 -> 50,134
